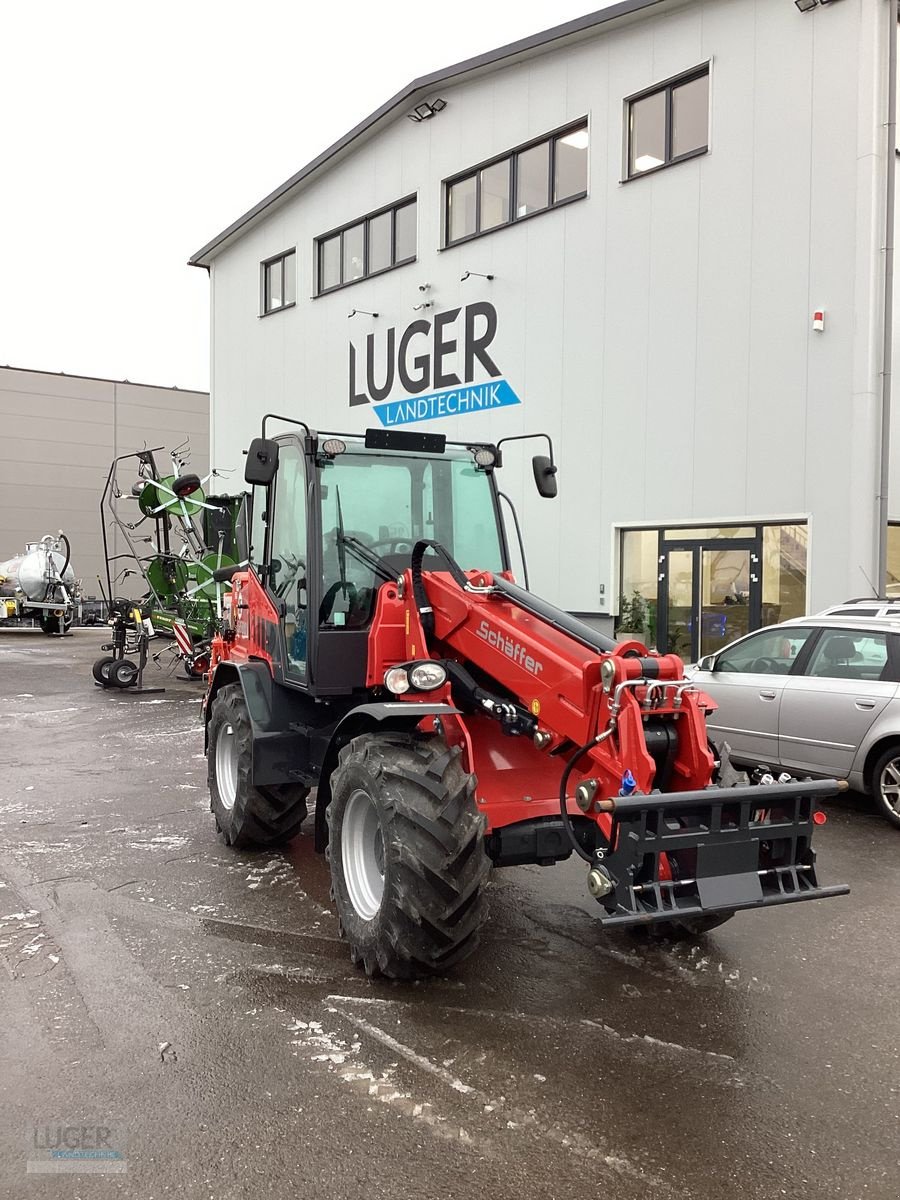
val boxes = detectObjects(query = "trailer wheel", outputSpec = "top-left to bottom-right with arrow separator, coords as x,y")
91,656 -> 115,685
327,732 -> 490,980
208,683 -> 309,848
40,614 -> 60,635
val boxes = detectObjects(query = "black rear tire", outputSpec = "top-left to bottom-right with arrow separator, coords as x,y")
40,614 -> 60,635
327,732 -> 490,980
208,683 -> 309,848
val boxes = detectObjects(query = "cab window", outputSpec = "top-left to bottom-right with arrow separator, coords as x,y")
716,627 -> 813,674
318,450 -> 503,629
268,443 -> 308,679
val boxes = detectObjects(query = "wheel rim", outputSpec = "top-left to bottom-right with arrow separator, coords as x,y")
879,758 -> 900,816
342,789 -> 385,921
215,723 -> 239,811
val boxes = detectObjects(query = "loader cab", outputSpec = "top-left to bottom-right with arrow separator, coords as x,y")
246,426 -> 513,698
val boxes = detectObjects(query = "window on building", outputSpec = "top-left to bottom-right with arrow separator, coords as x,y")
315,198 -> 417,295
887,523 -> 900,595
626,66 -> 709,179
261,250 -> 296,315
444,121 -> 588,246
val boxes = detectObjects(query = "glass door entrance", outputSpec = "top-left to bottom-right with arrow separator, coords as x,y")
659,537 -> 761,660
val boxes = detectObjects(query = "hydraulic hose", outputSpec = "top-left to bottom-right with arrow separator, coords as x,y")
558,728 -> 615,863
409,539 -> 471,640
59,532 -> 71,579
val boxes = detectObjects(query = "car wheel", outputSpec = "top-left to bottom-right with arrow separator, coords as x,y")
872,746 -> 900,830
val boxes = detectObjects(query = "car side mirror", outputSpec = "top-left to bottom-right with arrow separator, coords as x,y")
532,454 -> 558,499
698,654 -> 717,672
245,437 -> 279,486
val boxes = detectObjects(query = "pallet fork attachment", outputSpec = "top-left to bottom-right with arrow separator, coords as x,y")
589,779 -> 851,928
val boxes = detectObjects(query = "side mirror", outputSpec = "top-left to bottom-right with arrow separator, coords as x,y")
697,654 -> 717,672
532,455 -> 558,499
245,437 -> 279,486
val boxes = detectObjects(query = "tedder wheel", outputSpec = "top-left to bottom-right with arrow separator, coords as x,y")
183,654 -> 209,680
109,659 -> 139,688
91,656 -> 116,685
207,683 -> 309,848
871,745 -> 900,830
327,732 -> 490,979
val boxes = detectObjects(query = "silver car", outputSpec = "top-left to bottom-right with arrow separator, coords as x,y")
690,609 -> 900,829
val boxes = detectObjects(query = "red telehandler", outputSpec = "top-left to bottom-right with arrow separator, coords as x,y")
203,417 -> 848,978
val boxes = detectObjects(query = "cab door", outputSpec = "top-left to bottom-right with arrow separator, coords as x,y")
778,628 -> 898,776
700,626 -> 815,766
265,439 -> 310,684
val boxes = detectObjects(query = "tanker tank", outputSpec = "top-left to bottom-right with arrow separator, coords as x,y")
0,532 -> 78,634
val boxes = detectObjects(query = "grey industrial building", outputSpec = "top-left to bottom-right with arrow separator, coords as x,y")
0,366 -> 209,606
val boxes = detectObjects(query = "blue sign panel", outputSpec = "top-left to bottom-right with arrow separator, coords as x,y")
373,379 -> 521,427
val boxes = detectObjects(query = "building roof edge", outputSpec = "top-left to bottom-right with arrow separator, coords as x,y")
188,0 -> 664,267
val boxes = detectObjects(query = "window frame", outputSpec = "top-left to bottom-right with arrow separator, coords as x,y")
802,627 -> 899,685
314,195 -> 418,296
442,118 -> 589,249
714,625 -> 817,676
260,248 -> 297,317
623,63 -> 710,182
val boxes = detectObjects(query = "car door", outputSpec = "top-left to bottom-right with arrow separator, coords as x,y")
695,626 -> 815,766
778,627 -> 899,776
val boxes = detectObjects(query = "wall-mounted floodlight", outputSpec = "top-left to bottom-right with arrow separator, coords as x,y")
407,98 -> 447,123
461,270 -> 494,282
347,309 -> 378,319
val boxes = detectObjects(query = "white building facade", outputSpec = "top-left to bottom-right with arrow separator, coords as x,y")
192,0 -> 898,659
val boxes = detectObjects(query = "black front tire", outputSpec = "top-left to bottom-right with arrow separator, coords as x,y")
207,683 -> 310,848
871,745 -> 900,830
327,732 -> 490,980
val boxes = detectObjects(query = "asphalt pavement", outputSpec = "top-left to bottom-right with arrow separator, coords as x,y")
1,628 -> 898,1199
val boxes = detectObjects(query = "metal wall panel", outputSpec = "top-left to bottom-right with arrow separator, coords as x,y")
0,368 -> 209,605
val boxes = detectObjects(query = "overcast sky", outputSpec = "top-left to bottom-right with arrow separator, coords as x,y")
0,0 -> 603,393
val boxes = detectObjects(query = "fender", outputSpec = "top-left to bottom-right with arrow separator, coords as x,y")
313,701 -> 459,852
204,660 -> 322,790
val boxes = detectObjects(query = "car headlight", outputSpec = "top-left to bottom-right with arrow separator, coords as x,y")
409,661 -> 447,691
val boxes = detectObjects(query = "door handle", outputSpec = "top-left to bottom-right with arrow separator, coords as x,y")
759,689 -> 777,700
855,699 -> 876,710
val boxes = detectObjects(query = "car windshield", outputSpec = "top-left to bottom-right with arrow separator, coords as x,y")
319,446 -> 504,628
